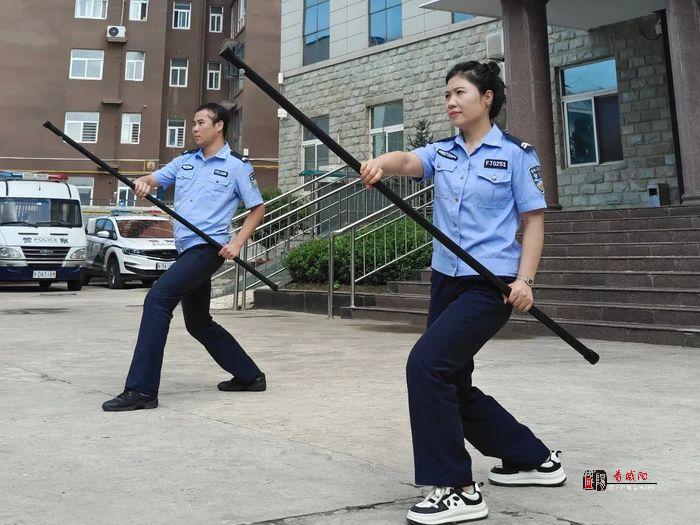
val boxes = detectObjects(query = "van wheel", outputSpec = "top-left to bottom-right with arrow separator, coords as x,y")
107,259 -> 125,289
67,279 -> 83,291
38,281 -> 51,291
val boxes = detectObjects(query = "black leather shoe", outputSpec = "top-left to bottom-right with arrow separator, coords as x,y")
102,388 -> 158,412
217,373 -> 266,392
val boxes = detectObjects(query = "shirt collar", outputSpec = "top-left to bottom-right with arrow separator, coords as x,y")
194,142 -> 231,160
454,124 -> 503,156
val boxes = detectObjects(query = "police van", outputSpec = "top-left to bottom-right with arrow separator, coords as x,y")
84,213 -> 176,289
0,173 -> 86,290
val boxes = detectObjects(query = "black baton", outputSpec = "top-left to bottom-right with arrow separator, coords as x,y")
43,120 -> 279,291
219,45 -> 598,365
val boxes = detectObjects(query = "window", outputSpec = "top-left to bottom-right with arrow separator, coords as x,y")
233,109 -> 243,152
452,12 -> 474,23
207,62 -> 221,90
561,58 -> 622,166
65,112 -> 100,144
173,1 -> 191,29
125,51 -> 145,81
166,118 -> 185,148
369,0 -> 402,47
116,184 -> 137,207
69,50 -> 104,80
129,0 -> 148,20
121,113 -> 142,144
302,116 -> 330,171
75,0 -> 107,19
370,102 -> 403,157
303,0 -> 329,65
225,44 -> 244,93
209,5 -> 223,32
68,176 -> 95,206
169,58 -> 188,87
233,0 -> 245,35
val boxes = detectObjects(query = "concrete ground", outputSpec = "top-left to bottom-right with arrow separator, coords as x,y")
1,282 -> 698,525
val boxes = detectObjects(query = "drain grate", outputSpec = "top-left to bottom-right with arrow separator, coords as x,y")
2,308 -> 68,315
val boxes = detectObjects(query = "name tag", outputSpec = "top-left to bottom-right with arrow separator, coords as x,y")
181,164 -> 194,170
437,149 -> 458,161
214,169 -> 228,177
484,159 -> 508,169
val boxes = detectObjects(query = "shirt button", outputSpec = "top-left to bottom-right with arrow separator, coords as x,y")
454,197 -> 459,203
491,175 -> 497,181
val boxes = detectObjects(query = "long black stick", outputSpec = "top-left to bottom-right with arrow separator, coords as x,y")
43,120 -> 278,291
220,46 -> 598,365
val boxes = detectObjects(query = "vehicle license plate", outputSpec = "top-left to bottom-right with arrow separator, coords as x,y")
33,271 -> 56,279
156,262 -> 173,271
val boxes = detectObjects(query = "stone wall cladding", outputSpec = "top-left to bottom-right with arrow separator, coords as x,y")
279,15 -> 678,210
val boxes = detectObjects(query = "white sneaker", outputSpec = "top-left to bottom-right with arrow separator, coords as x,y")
488,450 -> 566,487
406,483 -> 488,524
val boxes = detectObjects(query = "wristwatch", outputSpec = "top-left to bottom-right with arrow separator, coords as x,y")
517,274 -> 535,286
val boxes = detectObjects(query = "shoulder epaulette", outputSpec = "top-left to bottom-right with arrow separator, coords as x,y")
230,150 -> 249,162
502,131 -> 533,151
180,149 -> 197,155
430,135 -> 457,145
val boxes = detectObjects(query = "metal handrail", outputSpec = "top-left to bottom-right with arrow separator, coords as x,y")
327,184 -> 434,317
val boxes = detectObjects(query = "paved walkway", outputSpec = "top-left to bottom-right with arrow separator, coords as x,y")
1,283 -> 697,524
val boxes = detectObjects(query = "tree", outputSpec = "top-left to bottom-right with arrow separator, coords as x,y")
408,119 -> 434,149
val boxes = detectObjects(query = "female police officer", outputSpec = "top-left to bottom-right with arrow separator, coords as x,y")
360,62 -> 565,524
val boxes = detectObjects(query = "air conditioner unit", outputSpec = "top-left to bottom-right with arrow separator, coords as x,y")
106,25 -> 126,40
486,31 -> 504,61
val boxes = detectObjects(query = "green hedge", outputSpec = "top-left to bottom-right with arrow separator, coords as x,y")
285,218 -> 432,285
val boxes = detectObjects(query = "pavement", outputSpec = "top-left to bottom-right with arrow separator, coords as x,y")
1,282 -> 698,525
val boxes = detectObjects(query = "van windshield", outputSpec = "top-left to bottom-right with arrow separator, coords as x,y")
116,219 -> 174,239
0,198 -> 82,227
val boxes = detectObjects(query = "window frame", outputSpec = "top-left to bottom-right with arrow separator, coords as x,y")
64,112 -> 100,144
301,115 -> 330,172
166,118 -> 186,148
125,51 -> 145,81
129,0 -> 148,21
69,49 -> 104,81
207,62 -> 222,91
369,0 -> 403,47
560,58 -> 620,168
169,58 -> 189,88
120,113 -> 142,145
209,5 -> 223,32
369,102 -> 404,158
68,177 -> 95,206
75,0 -> 108,20
302,0 -> 330,66
172,1 -> 191,30
235,0 -> 245,34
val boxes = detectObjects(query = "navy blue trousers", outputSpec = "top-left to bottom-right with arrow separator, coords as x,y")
125,244 -> 262,395
407,270 -> 549,487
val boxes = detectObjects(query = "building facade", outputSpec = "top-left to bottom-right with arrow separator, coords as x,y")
0,0 -> 280,206
278,0 -> 699,210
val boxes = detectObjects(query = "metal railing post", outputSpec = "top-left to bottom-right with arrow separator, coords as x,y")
241,242 -> 248,310
350,227 -> 355,308
328,233 -> 335,318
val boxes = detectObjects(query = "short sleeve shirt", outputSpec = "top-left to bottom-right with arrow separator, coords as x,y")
411,124 -> 546,277
153,143 -> 263,252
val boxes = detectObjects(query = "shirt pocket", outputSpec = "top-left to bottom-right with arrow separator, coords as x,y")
206,173 -> 232,195
433,158 -> 458,200
473,169 -> 513,209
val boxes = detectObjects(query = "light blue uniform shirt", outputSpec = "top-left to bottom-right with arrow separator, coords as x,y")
153,143 -> 264,252
412,124 -> 547,277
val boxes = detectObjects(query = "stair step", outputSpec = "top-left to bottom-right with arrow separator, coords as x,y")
544,205 -> 700,221
341,306 -> 700,347
541,242 -> 700,257
538,256 -> 700,272
543,215 -> 700,233
536,229 -> 700,244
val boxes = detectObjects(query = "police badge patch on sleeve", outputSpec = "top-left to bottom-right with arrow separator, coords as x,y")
529,165 -> 544,194
249,173 -> 258,189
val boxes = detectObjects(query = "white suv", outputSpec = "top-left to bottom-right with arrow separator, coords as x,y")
84,214 -> 177,289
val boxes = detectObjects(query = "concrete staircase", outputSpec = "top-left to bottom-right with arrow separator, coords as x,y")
340,205 -> 700,347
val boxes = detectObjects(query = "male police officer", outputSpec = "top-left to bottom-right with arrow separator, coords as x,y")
103,103 -> 266,411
